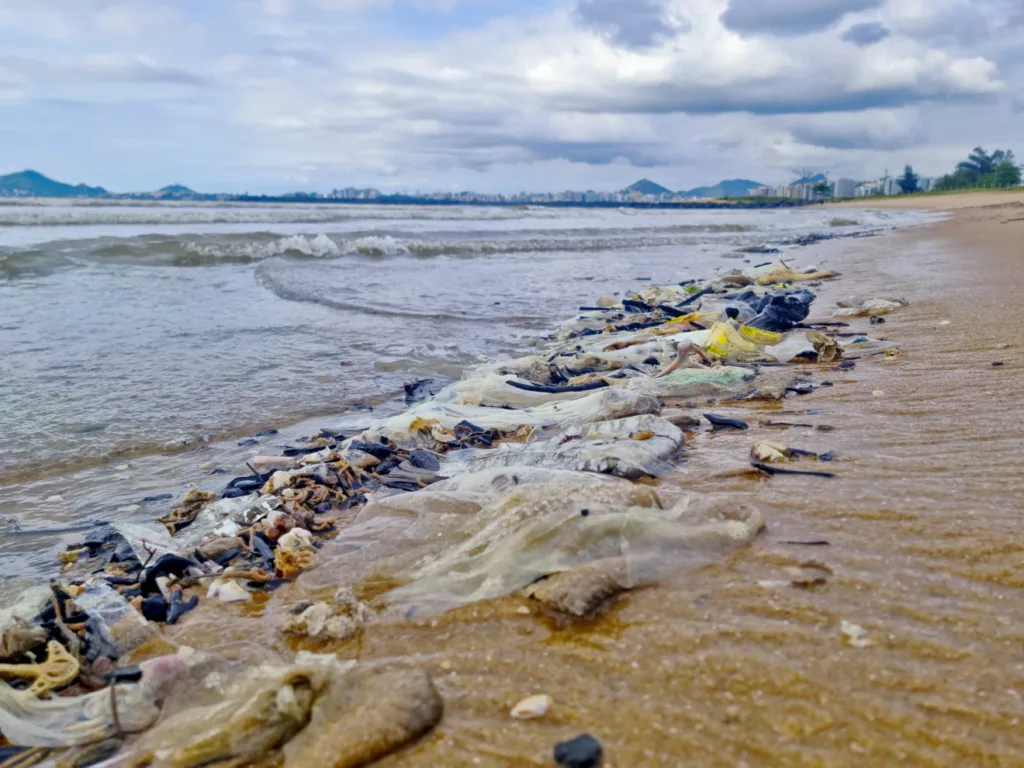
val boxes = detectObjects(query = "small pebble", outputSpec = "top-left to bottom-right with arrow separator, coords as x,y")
938,320 -> 951,326
992,361 -> 1004,367
115,464 -> 130,471
511,694 -> 552,720
872,390 -> 884,397
516,605 -> 531,615
555,734 -> 603,768
44,495 -> 65,503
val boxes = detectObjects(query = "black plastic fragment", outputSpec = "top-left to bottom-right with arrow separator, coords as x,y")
349,440 -> 396,461
704,413 -> 749,430
752,462 -> 836,479
141,554 -> 193,596
141,595 -> 169,623
507,380 -> 608,395
104,665 -> 143,684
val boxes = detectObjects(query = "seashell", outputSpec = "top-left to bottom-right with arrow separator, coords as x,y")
511,694 -> 552,720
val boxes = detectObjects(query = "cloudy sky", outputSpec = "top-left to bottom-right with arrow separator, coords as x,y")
1,0 -> 1021,193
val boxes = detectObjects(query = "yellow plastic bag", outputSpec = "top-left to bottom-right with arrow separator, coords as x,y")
738,325 -> 782,345
704,322 -> 767,361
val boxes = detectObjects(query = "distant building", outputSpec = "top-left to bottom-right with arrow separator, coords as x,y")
833,178 -> 856,199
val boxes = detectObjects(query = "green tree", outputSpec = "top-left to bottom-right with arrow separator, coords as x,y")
812,181 -> 832,198
958,147 -> 997,180
897,165 -> 919,193
993,161 -> 1022,187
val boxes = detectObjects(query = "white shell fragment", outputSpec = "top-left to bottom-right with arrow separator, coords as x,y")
511,694 -> 552,720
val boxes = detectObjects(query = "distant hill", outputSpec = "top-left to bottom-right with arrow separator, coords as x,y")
153,184 -> 198,199
0,170 -> 107,198
679,179 -> 764,199
791,173 -> 827,186
625,178 -> 674,196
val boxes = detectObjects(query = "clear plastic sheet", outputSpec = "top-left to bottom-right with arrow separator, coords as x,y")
307,481 -> 763,616
359,388 -> 661,447
436,415 -> 683,480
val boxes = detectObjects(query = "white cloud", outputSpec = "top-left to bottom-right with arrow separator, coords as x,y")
0,0 -> 1019,191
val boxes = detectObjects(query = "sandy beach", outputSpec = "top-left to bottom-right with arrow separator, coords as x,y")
3,194 -> 1022,766
159,195 -> 1020,765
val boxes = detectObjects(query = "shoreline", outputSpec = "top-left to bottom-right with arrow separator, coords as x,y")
3,200 -> 1022,765
1,233 -> 901,760
0,222 -> 912,491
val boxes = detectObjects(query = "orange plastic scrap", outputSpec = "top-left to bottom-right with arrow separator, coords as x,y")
409,417 -> 439,433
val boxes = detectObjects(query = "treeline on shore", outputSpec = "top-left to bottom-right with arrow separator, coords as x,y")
901,147 -> 1021,194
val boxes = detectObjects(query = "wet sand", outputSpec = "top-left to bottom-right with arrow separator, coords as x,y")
157,201 -> 1024,765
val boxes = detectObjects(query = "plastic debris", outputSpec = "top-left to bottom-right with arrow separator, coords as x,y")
704,413 -> 749,430
840,620 -> 873,648
281,588 -> 371,641
524,564 -> 626,617
207,578 -> 252,603
834,296 -> 909,318
283,667 -> 443,768
0,641 -> 79,696
439,415 -> 684,480
752,462 -> 836,479
118,657 -> 342,767
309,483 -> 764,616
0,650 -> 192,747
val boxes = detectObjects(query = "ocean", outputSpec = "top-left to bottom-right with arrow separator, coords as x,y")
0,199 -> 936,582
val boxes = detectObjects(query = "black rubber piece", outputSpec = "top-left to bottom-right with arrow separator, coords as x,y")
507,380 -> 608,395
105,665 -> 143,684
141,554 -> 193,596
677,287 -> 713,308
704,413 -> 749,430
752,462 -> 836,479
141,596 -> 169,622
167,593 -> 199,625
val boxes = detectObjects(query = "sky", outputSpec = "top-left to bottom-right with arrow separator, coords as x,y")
0,0 -> 1021,194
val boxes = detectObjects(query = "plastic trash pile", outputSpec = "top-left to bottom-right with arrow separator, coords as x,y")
0,256 -> 909,766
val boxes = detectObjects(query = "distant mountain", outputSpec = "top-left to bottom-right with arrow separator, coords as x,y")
0,170 -> 107,198
625,178 -> 674,196
679,179 -> 764,199
791,173 -> 827,186
153,184 -> 199,199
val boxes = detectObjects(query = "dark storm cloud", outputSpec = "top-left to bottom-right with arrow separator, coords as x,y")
416,130 -> 670,169
789,123 -> 924,150
842,22 -> 890,46
557,82 -> 996,117
721,0 -> 884,36
574,0 -> 678,48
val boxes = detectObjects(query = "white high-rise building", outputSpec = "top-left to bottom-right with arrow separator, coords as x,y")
833,178 -> 856,199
